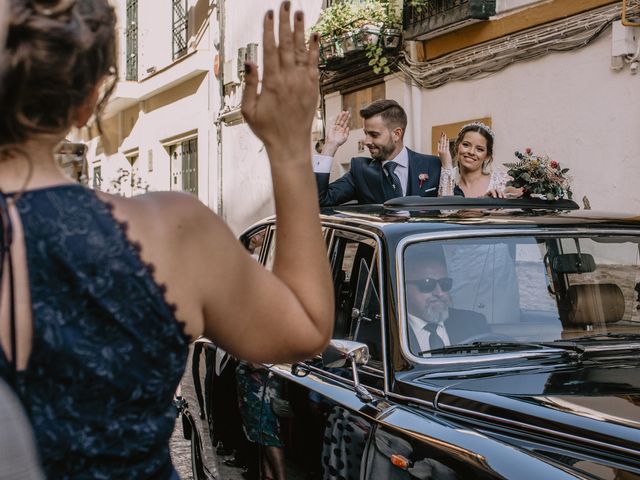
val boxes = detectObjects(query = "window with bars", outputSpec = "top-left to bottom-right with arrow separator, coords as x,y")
125,0 -> 138,81
172,0 -> 188,60
169,138 -> 198,195
93,165 -> 102,190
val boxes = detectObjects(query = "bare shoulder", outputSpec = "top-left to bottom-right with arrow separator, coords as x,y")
95,191 -> 226,240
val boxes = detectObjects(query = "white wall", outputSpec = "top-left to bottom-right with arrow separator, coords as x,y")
221,0 -> 324,234
496,0 -> 545,15
221,125 -> 275,234
88,0 -> 218,207
418,28 -> 640,212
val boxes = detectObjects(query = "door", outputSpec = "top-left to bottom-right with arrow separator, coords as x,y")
272,228 -> 386,479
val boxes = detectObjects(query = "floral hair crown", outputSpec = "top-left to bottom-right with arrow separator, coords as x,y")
459,121 -> 495,140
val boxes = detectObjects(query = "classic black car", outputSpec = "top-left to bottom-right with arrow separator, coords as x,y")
178,197 -> 640,480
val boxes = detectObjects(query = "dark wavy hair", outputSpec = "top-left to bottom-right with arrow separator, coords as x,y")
0,0 -> 117,154
359,99 -> 407,136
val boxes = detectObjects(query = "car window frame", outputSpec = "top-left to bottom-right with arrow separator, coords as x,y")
319,223 -> 390,394
396,227 -> 640,366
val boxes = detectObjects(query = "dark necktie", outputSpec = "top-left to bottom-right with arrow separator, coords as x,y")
382,161 -> 403,200
424,323 -> 445,350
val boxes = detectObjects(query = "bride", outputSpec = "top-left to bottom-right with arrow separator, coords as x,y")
437,122 -> 522,198
437,122 -> 521,324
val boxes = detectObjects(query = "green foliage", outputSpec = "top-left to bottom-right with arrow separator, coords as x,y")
505,149 -> 573,200
313,1 -> 402,75
108,167 -> 149,197
408,0 -> 430,15
365,42 -> 390,74
311,0 -> 400,39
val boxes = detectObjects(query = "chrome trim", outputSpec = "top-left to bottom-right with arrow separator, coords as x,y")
289,362 -> 386,399
439,401 -> 640,458
395,227 -> 640,365
385,391 -> 435,409
419,364 -> 545,379
360,364 -> 384,376
321,222 -> 390,393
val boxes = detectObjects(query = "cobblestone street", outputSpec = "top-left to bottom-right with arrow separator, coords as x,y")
170,419 -> 193,480
169,344 -> 251,480
171,418 -> 251,480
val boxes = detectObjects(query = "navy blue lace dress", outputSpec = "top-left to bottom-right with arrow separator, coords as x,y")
0,185 -> 191,479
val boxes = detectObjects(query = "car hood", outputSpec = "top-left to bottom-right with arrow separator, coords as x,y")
397,359 -> 640,457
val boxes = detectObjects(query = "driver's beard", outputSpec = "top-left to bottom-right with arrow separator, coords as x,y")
424,305 -> 449,324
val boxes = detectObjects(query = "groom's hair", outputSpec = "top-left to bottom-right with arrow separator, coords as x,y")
360,99 -> 407,136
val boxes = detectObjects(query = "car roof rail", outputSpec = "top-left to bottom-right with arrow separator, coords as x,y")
384,196 -> 580,210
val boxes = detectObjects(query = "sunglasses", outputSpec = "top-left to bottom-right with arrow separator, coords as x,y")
408,277 -> 453,293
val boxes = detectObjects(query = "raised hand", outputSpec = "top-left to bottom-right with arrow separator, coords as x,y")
241,2 -> 319,159
321,110 -> 351,157
437,131 -> 454,169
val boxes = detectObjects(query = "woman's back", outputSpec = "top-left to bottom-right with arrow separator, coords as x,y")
0,185 -> 189,479
1,1 -> 333,477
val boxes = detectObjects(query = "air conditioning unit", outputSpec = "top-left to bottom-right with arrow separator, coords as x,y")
223,58 -> 239,86
246,43 -> 258,65
237,46 -> 247,79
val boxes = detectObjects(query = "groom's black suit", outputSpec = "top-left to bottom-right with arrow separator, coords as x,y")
316,149 -> 441,206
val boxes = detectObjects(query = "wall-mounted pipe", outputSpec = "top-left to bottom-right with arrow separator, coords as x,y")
621,0 -> 640,26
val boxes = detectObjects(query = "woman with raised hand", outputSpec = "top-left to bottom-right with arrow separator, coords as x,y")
437,123 -> 522,198
0,1 -> 332,478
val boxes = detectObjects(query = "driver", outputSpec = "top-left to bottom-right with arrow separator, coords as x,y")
405,250 -> 489,354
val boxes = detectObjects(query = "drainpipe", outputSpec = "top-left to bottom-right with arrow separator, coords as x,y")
215,0 -> 225,217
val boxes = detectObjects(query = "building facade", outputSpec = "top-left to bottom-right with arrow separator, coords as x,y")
83,0 -> 323,235
85,0 -> 640,234
321,0 -> 640,213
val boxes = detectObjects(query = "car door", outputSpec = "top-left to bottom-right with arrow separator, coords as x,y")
271,227 -> 388,479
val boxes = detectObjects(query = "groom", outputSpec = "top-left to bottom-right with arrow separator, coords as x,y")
313,99 -> 441,206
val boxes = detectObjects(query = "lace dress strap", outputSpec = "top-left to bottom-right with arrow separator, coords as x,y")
0,192 -> 17,390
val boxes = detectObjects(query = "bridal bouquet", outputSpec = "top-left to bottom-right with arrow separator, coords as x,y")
504,148 -> 572,200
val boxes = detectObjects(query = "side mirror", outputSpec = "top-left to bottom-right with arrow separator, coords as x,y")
322,339 -> 370,368
322,339 -> 373,403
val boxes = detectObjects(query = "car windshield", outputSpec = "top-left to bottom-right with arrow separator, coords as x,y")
402,234 -> 640,356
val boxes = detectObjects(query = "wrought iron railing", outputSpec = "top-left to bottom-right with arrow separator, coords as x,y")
172,0 -> 188,60
125,0 -> 138,81
403,0 -> 495,40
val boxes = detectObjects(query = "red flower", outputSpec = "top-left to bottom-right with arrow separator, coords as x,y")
525,147 -> 532,155
550,160 -> 558,169
418,173 -> 429,188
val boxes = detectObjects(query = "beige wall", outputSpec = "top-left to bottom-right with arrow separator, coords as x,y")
418,28 -> 640,213
322,22 -> 639,213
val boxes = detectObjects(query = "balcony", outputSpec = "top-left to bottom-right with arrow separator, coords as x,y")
403,0 -> 496,41
104,49 -> 210,118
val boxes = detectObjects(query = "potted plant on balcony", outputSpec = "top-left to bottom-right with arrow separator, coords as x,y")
311,0 -> 402,72
408,0 -> 430,15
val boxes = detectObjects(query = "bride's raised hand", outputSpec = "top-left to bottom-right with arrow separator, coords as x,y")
438,132 -> 453,169
241,2 -> 319,160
